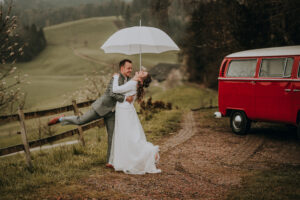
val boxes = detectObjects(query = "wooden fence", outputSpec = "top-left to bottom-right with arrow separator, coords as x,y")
0,99 -> 104,169
191,99 -> 218,111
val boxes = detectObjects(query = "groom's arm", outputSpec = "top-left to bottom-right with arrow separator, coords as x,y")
107,77 -> 125,103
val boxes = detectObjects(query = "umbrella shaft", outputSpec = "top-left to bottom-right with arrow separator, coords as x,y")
139,52 -> 142,71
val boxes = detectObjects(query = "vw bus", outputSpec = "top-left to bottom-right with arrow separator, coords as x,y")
218,46 -> 300,137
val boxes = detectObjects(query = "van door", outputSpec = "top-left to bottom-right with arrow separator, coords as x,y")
291,62 -> 300,124
255,57 -> 294,123
224,59 -> 257,118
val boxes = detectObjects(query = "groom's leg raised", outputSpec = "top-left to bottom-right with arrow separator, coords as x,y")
60,108 -> 100,125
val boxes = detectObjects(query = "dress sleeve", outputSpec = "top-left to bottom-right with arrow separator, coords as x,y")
112,75 -> 136,94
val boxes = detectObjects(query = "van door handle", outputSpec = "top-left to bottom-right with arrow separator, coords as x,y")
284,89 -> 292,92
293,89 -> 300,92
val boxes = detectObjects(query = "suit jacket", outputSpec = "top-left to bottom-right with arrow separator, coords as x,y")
91,73 -> 128,116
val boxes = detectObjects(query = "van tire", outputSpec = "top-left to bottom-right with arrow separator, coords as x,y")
230,111 -> 251,135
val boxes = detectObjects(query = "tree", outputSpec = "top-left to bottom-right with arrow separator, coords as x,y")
182,0 -> 237,88
0,1 -> 26,113
151,0 -> 170,32
124,5 -> 131,26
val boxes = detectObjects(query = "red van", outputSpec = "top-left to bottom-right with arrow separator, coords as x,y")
218,46 -> 300,137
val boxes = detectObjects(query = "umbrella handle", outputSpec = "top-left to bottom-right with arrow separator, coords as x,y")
139,19 -> 142,71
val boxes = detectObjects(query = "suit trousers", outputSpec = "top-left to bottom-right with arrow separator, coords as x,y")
60,108 -> 115,163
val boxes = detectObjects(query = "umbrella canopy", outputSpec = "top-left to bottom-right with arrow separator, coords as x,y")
101,26 -> 179,55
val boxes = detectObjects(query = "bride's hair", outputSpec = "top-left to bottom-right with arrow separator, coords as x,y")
137,74 -> 152,103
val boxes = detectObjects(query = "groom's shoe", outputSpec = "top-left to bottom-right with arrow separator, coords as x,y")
105,163 -> 114,169
48,115 -> 64,126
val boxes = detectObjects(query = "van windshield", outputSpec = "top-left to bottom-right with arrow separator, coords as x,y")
260,58 -> 293,78
226,59 -> 257,77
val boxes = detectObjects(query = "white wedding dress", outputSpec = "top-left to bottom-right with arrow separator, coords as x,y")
108,75 -> 161,174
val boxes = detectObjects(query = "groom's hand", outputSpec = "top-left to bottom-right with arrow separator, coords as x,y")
126,95 -> 134,103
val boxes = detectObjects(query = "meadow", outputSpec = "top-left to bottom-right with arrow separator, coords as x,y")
11,16 -> 178,112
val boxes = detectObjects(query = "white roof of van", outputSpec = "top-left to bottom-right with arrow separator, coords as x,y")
226,45 -> 300,58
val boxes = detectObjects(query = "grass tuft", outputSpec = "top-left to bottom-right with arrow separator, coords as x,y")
227,165 -> 300,200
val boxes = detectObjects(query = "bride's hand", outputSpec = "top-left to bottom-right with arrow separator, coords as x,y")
133,72 -> 140,81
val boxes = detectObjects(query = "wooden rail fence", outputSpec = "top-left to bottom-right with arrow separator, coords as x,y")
0,99 -> 104,169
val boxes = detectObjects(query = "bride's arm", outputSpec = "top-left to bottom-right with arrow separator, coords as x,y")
112,75 -> 135,94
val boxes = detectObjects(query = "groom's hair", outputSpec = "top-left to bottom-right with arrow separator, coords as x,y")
119,59 -> 132,69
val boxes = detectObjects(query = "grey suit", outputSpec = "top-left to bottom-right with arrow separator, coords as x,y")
60,73 -> 128,162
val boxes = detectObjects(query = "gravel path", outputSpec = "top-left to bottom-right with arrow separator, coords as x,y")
160,111 -> 197,153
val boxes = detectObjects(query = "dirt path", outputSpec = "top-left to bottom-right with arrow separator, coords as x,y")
160,112 -> 197,153
53,110 -> 300,199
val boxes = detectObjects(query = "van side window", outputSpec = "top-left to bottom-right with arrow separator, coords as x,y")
298,63 -> 300,78
226,60 -> 257,77
260,58 -> 294,78
284,58 -> 293,77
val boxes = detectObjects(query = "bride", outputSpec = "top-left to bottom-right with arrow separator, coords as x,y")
108,71 -> 161,174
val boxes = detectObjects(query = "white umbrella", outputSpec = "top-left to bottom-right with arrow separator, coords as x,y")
101,22 -> 179,70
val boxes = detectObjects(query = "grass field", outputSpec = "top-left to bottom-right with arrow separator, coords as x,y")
11,16 -> 178,112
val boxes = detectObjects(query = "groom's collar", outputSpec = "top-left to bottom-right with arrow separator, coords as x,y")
119,72 -> 130,81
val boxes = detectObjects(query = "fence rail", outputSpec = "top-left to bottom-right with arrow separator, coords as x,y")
0,119 -> 104,156
0,99 -> 104,169
0,99 -> 95,123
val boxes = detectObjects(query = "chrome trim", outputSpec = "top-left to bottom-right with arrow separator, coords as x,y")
294,89 -> 300,92
285,89 -> 292,92
232,115 -> 242,131
283,58 -> 288,77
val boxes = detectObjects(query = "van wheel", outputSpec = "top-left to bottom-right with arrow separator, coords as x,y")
230,111 -> 251,135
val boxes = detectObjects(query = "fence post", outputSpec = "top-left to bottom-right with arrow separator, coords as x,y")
18,107 -> 33,169
72,100 -> 85,146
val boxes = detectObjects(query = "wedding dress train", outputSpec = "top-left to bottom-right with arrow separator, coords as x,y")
108,75 -> 161,174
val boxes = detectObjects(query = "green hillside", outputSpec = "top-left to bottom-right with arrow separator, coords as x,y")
14,16 -> 178,111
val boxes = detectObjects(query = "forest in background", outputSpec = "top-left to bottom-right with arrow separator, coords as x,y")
183,0 -> 300,88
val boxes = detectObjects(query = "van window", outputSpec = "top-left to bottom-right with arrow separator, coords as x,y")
260,58 -> 294,78
298,63 -> 300,78
226,59 -> 257,77
284,58 -> 293,77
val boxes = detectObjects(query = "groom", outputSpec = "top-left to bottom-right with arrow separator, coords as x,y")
48,59 -> 134,167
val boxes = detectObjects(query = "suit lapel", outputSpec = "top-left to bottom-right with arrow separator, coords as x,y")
119,73 -> 127,84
